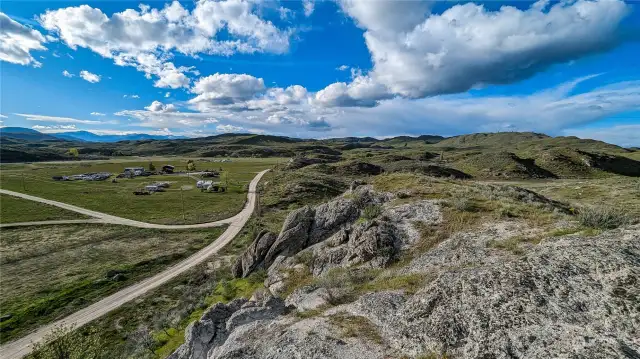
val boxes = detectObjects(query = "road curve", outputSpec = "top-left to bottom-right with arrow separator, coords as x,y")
0,169 -> 269,359
0,172 -> 267,229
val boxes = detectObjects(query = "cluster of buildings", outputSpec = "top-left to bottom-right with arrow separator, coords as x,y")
52,172 -> 112,181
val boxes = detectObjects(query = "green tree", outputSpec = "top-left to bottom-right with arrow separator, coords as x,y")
186,160 -> 196,171
67,148 -> 79,158
148,162 -> 156,171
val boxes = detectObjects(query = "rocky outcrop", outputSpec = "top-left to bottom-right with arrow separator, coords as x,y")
169,295 -> 287,359
263,205 -> 316,268
231,230 -> 277,278
234,186 -> 397,281
174,225 -> 640,359
328,225 -> 640,359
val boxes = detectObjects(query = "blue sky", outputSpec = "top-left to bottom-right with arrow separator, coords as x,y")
0,0 -> 638,146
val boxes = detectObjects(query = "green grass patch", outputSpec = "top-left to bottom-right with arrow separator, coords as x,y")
0,158 -> 277,224
0,194 -> 88,223
0,225 -> 225,343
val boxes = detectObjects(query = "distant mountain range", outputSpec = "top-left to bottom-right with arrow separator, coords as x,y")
0,127 -> 187,143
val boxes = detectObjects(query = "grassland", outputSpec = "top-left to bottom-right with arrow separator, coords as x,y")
0,157 -> 281,224
31,214 -> 270,359
493,177 -> 640,219
0,224 -> 225,343
0,195 -> 88,223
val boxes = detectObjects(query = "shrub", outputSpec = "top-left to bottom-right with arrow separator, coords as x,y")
449,197 -> 475,212
577,206 -> 629,229
361,204 -> 382,220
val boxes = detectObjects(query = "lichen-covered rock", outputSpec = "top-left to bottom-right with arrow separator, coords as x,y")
169,296 -> 287,359
168,299 -> 247,359
329,226 -> 640,359
263,206 -> 315,268
285,285 -> 332,312
309,197 -> 360,245
232,230 -> 277,278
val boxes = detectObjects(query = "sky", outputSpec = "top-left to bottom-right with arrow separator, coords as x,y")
0,0 -> 639,146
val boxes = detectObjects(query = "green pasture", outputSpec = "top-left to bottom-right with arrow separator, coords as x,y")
0,157 -> 281,224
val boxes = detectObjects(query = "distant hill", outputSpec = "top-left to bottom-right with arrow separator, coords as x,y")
51,131 -> 187,143
232,134 -> 304,146
0,127 -> 66,142
435,132 -> 550,148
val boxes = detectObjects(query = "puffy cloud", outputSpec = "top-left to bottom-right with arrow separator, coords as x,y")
314,74 -> 392,107
124,94 -> 140,99
79,70 -> 101,83
339,0 -> 430,34
38,1 -> 292,86
0,12 -> 47,67
145,100 -> 177,113
90,112 -> 105,116
336,65 -> 349,71
114,53 -> 195,89
62,70 -> 74,77
333,0 -> 630,102
189,73 -> 266,109
303,0 -> 315,17
165,92 -> 171,98
14,113 -> 103,124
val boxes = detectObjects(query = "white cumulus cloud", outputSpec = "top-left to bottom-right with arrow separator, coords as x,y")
0,12 -> 47,67
79,70 -> 101,83
90,112 -> 106,116
38,1 -> 293,88
145,100 -> 177,113
325,0 -> 631,106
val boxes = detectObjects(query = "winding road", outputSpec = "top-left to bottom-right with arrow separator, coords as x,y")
0,169 -> 269,359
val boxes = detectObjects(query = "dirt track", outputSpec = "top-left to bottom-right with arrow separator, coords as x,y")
0,169 -> 269,359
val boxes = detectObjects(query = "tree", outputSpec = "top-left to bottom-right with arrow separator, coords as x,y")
30,325 -> 105,359
148,162 -> 156,171
67,148 -> 79,159
186,159 -> 196,172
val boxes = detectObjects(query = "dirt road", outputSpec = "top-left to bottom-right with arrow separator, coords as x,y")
0,169 -> 269,359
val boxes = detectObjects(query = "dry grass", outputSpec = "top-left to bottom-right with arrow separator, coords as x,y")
0,224 -> 225,343
327,313 -> 383,344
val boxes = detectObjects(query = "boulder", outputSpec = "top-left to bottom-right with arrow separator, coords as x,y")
168,299 -> 247,359
263,206 -> 315,268
285,285 -> 332,312
232,231 -> 277,278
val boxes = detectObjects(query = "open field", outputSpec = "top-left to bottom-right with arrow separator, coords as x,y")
490,177 -> 640,219
0,158 -> 281,224
0,224 -> 225,343
0,195 -> 88,223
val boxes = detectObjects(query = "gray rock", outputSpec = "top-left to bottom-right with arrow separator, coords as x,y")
232,230 -> 277,278
309,197 -> 360,245
285,285 -> 332,312
263,206 -> 315,268
168,299 -> 247,359
332,226 -> 640,358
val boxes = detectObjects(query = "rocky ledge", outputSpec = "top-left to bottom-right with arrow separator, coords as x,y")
171,184 -> 640,359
